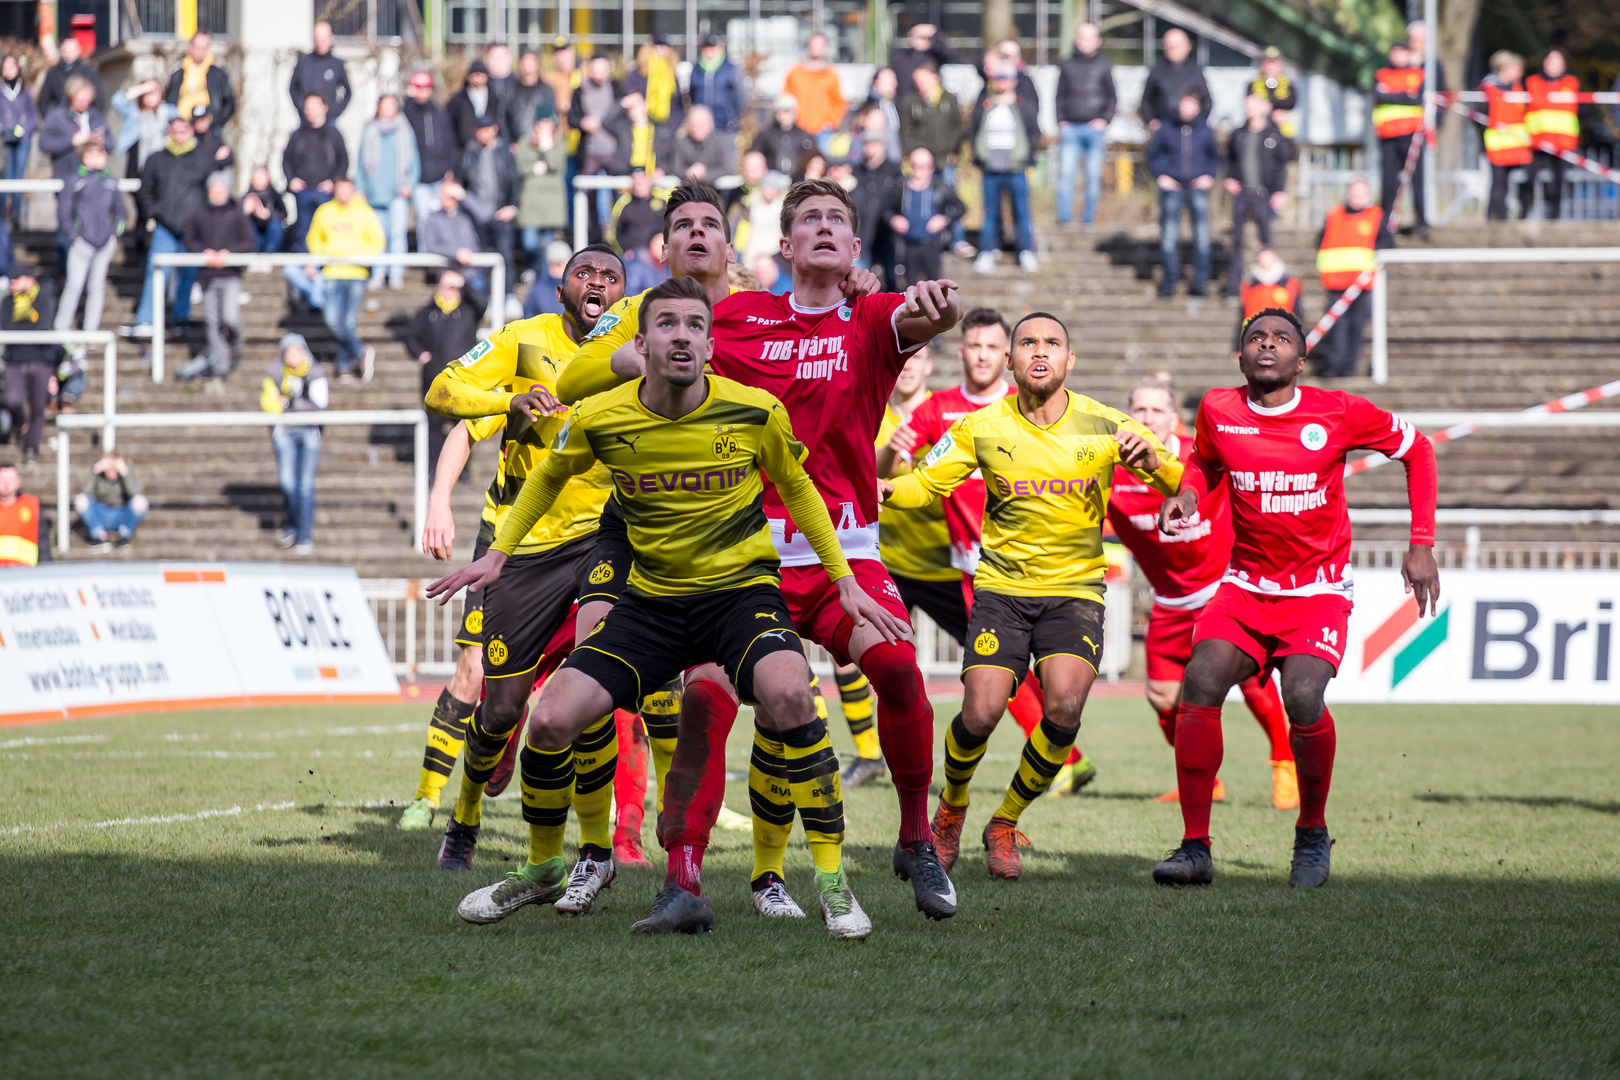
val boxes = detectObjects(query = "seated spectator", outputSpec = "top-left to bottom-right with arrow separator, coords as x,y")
515,105 -> 568,278
572,55 -> 624,227
752,253 -> 793,296
405,71 -> 460,221
888,147 -> 964,287
419,182 -> 489,294
455,115 -> 520,309
38,36 -> 102,117
288,21 -> 351,120
448,59 -> 496,151
126,112 -> 227,337
751,94 -> 821,182
260,333 -> 327,553
2,274 -> 59,465
737,169 -> 789,268
304,177 -> 384,383
1147,89 -> 1218,297
0,55 -> 39,229
970,61 -> 1041,274
242,165 -> 287,253
403,269 -> 485,478
75,452 -> 147,551
55,142 -> 124,346
179,171 -> 256,381
164,31 -> 235,127
670,105 -> 734,184
688,34 -> 745,133
357,93 -> 420,294
282,92 -> 348,251
784,32 -> 846,151
851,133 -> 902,280
521,239 -> 572,318
503,47 -> 557,143
625,232 -> 671,294
607,166 -> 663,259
865,68 -> 903,163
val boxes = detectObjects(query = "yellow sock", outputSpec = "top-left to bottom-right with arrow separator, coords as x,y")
748,728 -> 794,881
413,689 -> 474,806
809,673 -> 829,722
571,713 -> 617,851
519,736 -> 574,864
781,717 -> 844,875
942,713 -> 990,807
834,667 -> 879,760
640,680 -> 681,813
451,703 -> 513,828
994,717 -> 1078,824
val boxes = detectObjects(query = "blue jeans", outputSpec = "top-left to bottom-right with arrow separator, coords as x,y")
979,171 -> 1034,256
134,224 -> 197,327
272,426 -> 322,545
520,226 -> 556,272
1,140 -> 27,221
254,215 -> 286,253
79,498 -> 145,540
282,264 -> 325,309
1057,123 -> 1107,225
370,197 -> 409,288
291,188 -> 332,251
411,180 -> 443,225
942,163 -> 966,248
1158,186 -> 1211,291
320,277 -> 367,373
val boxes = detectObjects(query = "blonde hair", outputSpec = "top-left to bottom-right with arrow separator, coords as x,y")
1490,50 -> 1523,74
1127,376 -> 1176,413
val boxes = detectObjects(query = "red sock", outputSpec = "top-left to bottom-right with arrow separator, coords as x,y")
662,678 -> 737,852
1155,706 -> 1177,746
1289,707 -> 1336,829
1008,674 -> 1081,765
613,711 -> 649,841
665,842 -> 705,895
859,640 -> 934,844
1173,702 -> 1224,839
1241,674 -> 1293,762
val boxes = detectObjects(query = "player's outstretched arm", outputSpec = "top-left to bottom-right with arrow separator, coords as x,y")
426,548 -> 509,602
422,421 -> 473,560
1115,420 -> 1183,495
894,278 -> 965,344
424,328 -> 520,419
882,419 -> 974,509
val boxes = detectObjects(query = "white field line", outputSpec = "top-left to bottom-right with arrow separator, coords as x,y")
0,795 -> 459,837
0,734 -> 110,749
2,749 -> 390,762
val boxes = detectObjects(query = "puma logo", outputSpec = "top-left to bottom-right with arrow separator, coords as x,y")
754,612 -> 779,621
995,445 -> 1015,461
758,630 -> 792,642
614,434 -> 642,453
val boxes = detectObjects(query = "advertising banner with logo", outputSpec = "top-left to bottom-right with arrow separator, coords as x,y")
1330,569 -> 1619,704
0,563 -> 400,725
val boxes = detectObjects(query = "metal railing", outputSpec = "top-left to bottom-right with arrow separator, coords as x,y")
364,578 -> 469,678
571,173 -> 743,252
54,409 -> 429,553
0,179 -> 141,194
0,330 -> 118,446
1349,508 -> 1620,526
146,252 -> 507,382
1369,247 -> 1620,384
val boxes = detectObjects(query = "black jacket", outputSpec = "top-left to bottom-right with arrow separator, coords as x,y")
288,51 -> 351,117
1055,50 -> 1116,125
183,198 -> 257,282
405,296 -> 486,391
455,140 -> 522,212
447,86 -> 501,152
750,123 -> 821,181
281,122 -> 349,188
139,139 -> 233,236
890,40 -> 955,100
404,98 -> 460,184
1,279 -> 60,363
242,183 -> 288,227
58,166 -> 125,247
502,79 -> 557,143
1140,58 -> 1211,126
164,62 -> 236,127
850,158 -> 904,251
1224,121 -> 1294,196
885,175 -> 966,244
37,58 -> 103,117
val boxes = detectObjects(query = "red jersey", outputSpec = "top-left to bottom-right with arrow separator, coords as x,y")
710,290 -> 918,565
1105,432 -> 1233,606
905,381 -> 1014,573
1183,385 -> 1436,598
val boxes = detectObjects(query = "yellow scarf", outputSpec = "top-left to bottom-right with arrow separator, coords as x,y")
178,54 -> 213,119
165,137 -> 196,156
12,284 -> 37,323
434,294 -> 460,315
645,54 -> 677,123
925,84 -> 943,106
631,123 -> 656,171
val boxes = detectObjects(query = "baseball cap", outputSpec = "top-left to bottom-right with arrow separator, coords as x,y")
773,92 -> 799,111
1262,46 -> 1282,60
762,170 -> 791,190
545,240 -> 573,266
702,33 -> 724,48
408,71 -> 433,89
551,35 -> 571,49
652,31 -> 671,46
533,101 -> 557,122
989,61 -> 1018,80
190,104 -> 212,122
466,59 -> 489,76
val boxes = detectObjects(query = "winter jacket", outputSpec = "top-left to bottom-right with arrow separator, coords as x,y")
58,165 -> 125,248
1139,58 -> 1211,127
502,78 -> 557,143
570,78 -> 626,164
288,51 -> 351,117
750,123 -> 821,181
448,85 -> 501,151
164,60 -> 236,127
261,344 -> 329,423
0,81 -> 38,148
139,137 -> 229,236
418,207 -> 483,263
1,279 -> 60,363
109,88 -> 173,162
281,122 -> 349,188
1223,120 -> 1294,196
1147,116 -> 1219,186
38,105 -> 108,181
37,58 -> 103,117
969,93 -> 1039,173
404,98 -> 460,185
356,118 -> 420,208
513,140 -> 568,229
83,468 -> 142,509
887,176 -> 965,244
243,183 -> 288,226
899,87 -> 963,163
688,57 -> 747,132
1055,49 -> 1116,125
608,193 -> 663,254
405,294 -> 484,391
455,139 -> 521,218
306,197 -> 385,280
850,159 -> 903,251
182,198 -> 256,282
669,131 -> 735,181
890,41 -> 956,102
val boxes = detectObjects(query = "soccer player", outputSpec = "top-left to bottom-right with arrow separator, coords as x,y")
1104,377 -> 1298,810
1153,309 -> 1438,888
430,276 -> 906,937
883,313 -> 1181,879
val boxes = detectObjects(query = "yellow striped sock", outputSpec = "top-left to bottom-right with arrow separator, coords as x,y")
452,703 -> 514,828
640,680 -> 681,813
781,718 -> 844,875
519,735 -> 574,864
748,728 -> 794,882
834,667 -> 879,758
994,717 -> 1079,824
571,713 -> 617,851
809,673 -> 829,722
942,713 -> 989,807
414,689 -> 474,806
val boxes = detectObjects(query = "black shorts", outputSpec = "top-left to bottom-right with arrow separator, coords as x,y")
893,572 -> 969,646
578,497 -> 631,605
564,583 -> 803,709
481,532 -> 597,680
963,589 -> 1106,686
453,534 -> 493,649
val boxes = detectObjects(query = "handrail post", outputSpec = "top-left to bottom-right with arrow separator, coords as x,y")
1371,260 -> 1388,385
151,268 -> 166,383
413,414 -> 428,551
574,187 -> 588,252
102,338 -> 117,449
56,424 -> 70,551
490,257 -> 506,322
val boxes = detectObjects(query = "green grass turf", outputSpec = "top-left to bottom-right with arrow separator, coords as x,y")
3,697 -> 1618,1079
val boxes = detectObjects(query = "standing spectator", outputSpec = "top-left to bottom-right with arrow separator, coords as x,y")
484,44 -> 516,123
503,48 -> 557,143
38,76 -> 106,182
75,452 -> 147,551
403,269 -> 483,478
260,334 -> 327,553
900,59 -> 961,167
607,167 -> 663,260
866,68 -> 903,163
851,133 -> 903,281
418,182 -> 488,293
571,55 -> 623,229
448,60 -> 497,150
0,55 -> 38,228
670,105 -> 735,184
0,463 -> 41,564
126,112 -> 226,337
178,171 -> 255,381
1522,48 -> 1577,220
110,77 -> 172,174
608,89 -> 660,176
969,62 -> 1040,274
889,147 -> 963,287
1314,176 -> 1389,377
521,239 -> 572,319
1139,28 -> 1210,130
1371,42 -> 1428,235
37,37 -> 102,117
404,71 -> 460,221
737,168 -> 788,267
188,105 -> 232,164
688,34 -> 746,134
357,94 -> 419,294
1147,90 -> 1217,297
785,33 -> 846,151
890,23 -> 954,100
242,164 -> 287,253
55,142 -> 124,341
287,21 -> 351,119
304,177 -> 384,383
1249,47 -> 1297,137
1054,22 -> 1115,227
1222,94 -> 1292,296
542,37 -> 578,130
2,274 -> 59,464
1481,51 -> 1530,222
282,93 -> 348,251
514,104 -> 567,275
751,95 -> 821,181
628,33 -> 683,130
164,32 -> 235,127
455,115 -> 520,305
979,40 -> 1040,108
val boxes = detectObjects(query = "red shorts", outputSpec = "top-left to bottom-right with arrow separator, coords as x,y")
780,559 -> 913,665
1192,582 -> 1352,675
1144,602 -> 1200,682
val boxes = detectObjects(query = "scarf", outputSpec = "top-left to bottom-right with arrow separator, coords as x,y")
165,136 -> 196,157
434,293 -> 460,314
0,77 -> 19,102
12,284 -> 38,322
645,54 -> 677,123
360,113 -> 417,189
177,54 -> 213,118
698,51 -> 724,76
630,122 -> 656,171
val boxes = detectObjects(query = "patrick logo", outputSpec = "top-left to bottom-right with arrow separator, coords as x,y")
1361,596 -> 1449,687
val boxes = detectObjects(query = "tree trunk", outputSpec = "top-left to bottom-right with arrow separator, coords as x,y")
1436,0 -> 1481,173
983,0 -> 1015,52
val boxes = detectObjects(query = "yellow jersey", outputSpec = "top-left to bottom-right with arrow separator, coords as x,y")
495,375 -> 852,597
556,284 -> 745,405
888,390 -> 1182,601
876,399 -> 956,582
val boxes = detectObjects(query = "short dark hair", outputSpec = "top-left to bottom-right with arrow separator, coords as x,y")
959,307 -> 1010,339
662,180 -> 731,242
562,242 -> 625,279
1240,306 -> 1306,342
641,275 -> 711,323
780,177 -> 860,238
1011,310 -> 1069,346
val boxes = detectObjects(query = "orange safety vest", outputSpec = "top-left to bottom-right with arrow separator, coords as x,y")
1241,276 -> 1301,320
1525,73 -> 1579,152
1372,67 -> 1425,138
1482,79 -> 1533,166
0,493 -> 41,566
1317,205 -> 1382,291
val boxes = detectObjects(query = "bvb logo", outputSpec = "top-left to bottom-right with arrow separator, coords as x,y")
588,562 -> 615,585
712,432 -> 739,461
464,609 -> 483,634
974,630 -> 1000,655
486,639 -> 508,666
1075,443 -> 1097,464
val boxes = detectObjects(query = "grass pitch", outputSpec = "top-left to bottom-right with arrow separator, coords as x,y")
3,696 -> 1618,1079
